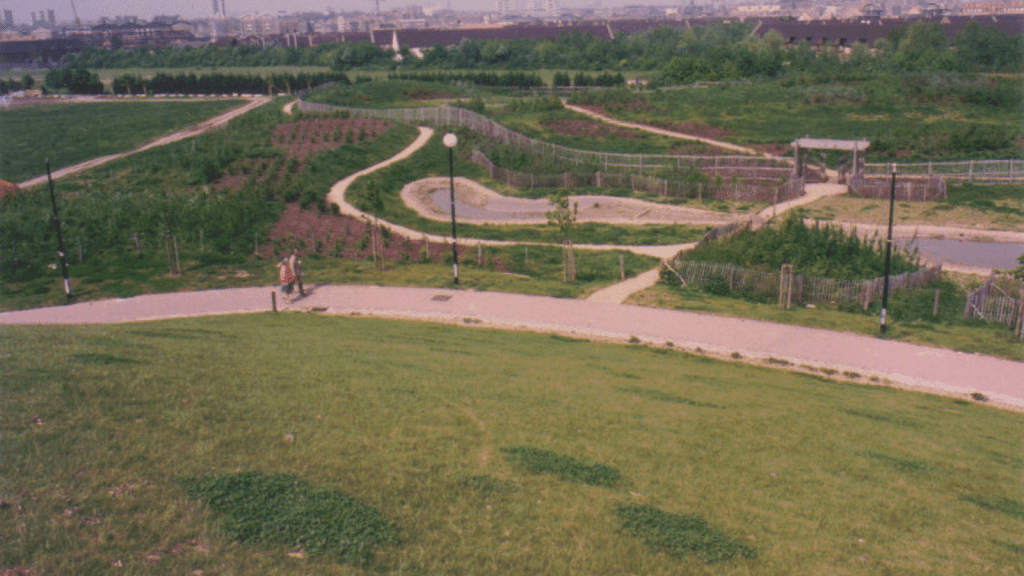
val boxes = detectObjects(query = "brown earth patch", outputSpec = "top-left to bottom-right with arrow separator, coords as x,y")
213,118 -> 392,193
0,179 -> 21,200
539,118 -> 643,141
272,118 -> 391,165
259,203 -> 466,265
657,121 -> 735,142
404,89 -> 461,101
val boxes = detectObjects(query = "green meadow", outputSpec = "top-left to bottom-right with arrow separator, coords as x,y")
0,99 -> 245,184
1,314 -> 1020,575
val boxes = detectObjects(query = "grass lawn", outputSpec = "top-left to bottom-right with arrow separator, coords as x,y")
801,183 -> 1024,232
1,314 -> 1020,575
591,78 -> 1023,162
488,107 -> 711,156
0,99 -> 246,184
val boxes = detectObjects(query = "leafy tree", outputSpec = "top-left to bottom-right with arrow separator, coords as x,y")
546,192 -> 578,283
893,21 -> 952,70
956,20 -> 1023,72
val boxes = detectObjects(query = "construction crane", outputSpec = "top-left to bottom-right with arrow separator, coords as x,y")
69,0 -> 82,30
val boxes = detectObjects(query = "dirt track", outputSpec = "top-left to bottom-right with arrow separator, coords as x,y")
16,96 -> 272,189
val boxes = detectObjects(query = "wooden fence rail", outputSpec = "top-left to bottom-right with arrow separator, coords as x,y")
849,174 -> 947,202
470,149 -> 805,204
864,159 -> 1023,184
297,98 -> 792,176
665,258 -> 943,309
964,275 -> 1024,340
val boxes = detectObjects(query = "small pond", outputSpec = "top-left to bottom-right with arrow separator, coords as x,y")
900,238 -> 1024,270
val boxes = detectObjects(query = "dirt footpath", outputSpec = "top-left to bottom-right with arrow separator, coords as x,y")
17,97 -> 271,189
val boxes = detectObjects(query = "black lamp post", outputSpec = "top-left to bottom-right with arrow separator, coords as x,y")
880,164 -> 897,334
443,133 -> 459,284
46,160 -> 71,303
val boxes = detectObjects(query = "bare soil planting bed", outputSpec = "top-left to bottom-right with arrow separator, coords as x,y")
539,118 -> 644,141
260,203 -> 467,265
272,118 -> 391,164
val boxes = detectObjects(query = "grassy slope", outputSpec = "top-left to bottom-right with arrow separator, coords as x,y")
606,80 -> 1023,161
0,99 -> 245,183
1,315 -> 1020,575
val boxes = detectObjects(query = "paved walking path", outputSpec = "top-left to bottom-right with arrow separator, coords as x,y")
4,100 -> 1019,412
1,284 -> 1020,411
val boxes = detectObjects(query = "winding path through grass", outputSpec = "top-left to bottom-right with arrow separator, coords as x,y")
17,96 -> 272,189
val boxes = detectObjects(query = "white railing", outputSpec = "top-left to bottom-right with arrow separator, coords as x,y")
865,159 -> 1023,183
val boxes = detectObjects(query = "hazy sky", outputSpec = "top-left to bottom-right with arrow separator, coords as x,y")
5,0 -> 675,23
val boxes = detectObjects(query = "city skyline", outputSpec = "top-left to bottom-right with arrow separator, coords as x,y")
1,0 -> 686,24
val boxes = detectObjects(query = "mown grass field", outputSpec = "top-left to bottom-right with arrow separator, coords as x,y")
0,99 -> 246,184
1,314 -> 1020,575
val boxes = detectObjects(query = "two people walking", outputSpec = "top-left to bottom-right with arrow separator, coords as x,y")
278,249 -> 304,300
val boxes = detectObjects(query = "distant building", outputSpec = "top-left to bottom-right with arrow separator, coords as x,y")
240,13 -> 280,37
960,1 -> 1024,14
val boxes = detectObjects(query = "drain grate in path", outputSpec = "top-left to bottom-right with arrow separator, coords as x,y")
431,294 -> 453,302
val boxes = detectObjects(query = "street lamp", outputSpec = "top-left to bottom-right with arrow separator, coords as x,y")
443,133 -> 459,285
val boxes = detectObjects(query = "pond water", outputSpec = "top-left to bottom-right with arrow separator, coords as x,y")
900,238 -> 1024,270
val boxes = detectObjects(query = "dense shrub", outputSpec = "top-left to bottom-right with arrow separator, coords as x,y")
686,213 -> 919,280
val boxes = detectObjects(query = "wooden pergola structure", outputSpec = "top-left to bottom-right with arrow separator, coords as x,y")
791,138 -> 871,181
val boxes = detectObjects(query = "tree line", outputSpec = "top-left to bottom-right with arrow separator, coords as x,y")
44,69 -> 350,95
59,20 -> 1023,80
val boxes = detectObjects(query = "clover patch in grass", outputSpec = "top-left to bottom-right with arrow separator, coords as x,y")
843,409 -> 922,429
618,386 -> 724,409
458,475 -> 518,497
501,446 -> 623,488
73,353 -> 139,365
961,495 -> 1024,521
184,472 -> 398,566
615,504 -> 756,563
863,452 -> 932,474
